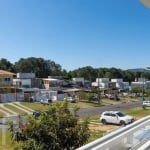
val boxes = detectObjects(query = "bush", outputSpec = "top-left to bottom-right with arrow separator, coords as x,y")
142,105 -> 147,110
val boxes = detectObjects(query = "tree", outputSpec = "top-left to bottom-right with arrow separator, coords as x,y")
14,57 -> 62,78
0,58 -> 14,71
70,66 -> 97,81
9,101 -> 90,150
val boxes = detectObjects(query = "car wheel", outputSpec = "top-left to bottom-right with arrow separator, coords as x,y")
120,120 -> 126,126
101,119 -> 107,124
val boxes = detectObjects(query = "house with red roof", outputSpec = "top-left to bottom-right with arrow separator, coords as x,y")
0,70 -> 23,103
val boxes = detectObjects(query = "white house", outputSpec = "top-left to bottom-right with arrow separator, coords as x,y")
111,79 -> 123,83
96,78 -> 109,83
92,78 -> 109,89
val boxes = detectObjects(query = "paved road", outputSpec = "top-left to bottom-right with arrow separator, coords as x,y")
77,101 -> 143,117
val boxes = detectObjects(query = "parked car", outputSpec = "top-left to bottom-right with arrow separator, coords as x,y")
100,111 -> 134,125
40,99 -> 52,105
105,94 -> 120,100
142,101 -> 150,107
64,97 -> 76,103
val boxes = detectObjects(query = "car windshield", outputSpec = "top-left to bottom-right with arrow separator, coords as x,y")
116,112 -> 126,117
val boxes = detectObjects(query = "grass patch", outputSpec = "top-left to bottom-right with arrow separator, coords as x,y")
20,102 -> 49,111
123,107 -> 150,120
0,111 -> 4,117
87,115 -> 100,121
101,99 -> 120,105
78,100 -> 104,107
88,130 -> 105,143
4,104 -> 27,115
0,107 -> 14,115
21,101 -> 99,110
0,130 -> 19,150
13,103 -> 33,112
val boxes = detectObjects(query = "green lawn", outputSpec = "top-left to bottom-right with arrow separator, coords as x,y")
20,102 -> 49,111
4,104 -> 27,115
123,107 -> 150,120
0,111 -> 5,117
88,130 -> 105,143
0,107 -> 14,115
0,130 -> 19,150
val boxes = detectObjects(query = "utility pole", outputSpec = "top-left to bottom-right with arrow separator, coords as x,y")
97,72 -> 101,104
142,74 -> 144,101
141,68 -> 146,101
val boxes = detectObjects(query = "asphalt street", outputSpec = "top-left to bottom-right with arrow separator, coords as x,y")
77,101 -> 143,117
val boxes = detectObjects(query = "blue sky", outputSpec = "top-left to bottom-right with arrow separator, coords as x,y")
0,0 -> 150,71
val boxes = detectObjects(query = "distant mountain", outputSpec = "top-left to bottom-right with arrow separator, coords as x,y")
127,68 -> 150,73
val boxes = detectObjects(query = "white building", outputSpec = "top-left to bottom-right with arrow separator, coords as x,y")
92,78 -> 109,89
111,79 -> 123,83
131,81 -> 150,90
131,82 -> 145,89
123,82 -> 129,90
96,78 -> 109,83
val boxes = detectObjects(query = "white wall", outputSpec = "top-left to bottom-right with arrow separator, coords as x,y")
111,79 -> 123,83
92,82 -> 98,87
96,78 -> 109,83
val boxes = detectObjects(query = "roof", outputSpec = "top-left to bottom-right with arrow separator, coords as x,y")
0,70 -> 15,75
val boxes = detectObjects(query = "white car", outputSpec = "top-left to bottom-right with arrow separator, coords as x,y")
64,97 -> 76,103
100,111 -> 134,125
142,101 -> 150,107
40,99 -> 52,105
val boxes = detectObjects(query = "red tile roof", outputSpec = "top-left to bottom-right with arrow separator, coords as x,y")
0,70 -> 15,75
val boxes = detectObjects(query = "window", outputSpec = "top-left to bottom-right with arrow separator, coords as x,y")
4,78 -> 10,81
111,114 -> 116,117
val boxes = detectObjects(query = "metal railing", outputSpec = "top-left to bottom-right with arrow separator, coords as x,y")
77,115 -> 150,150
